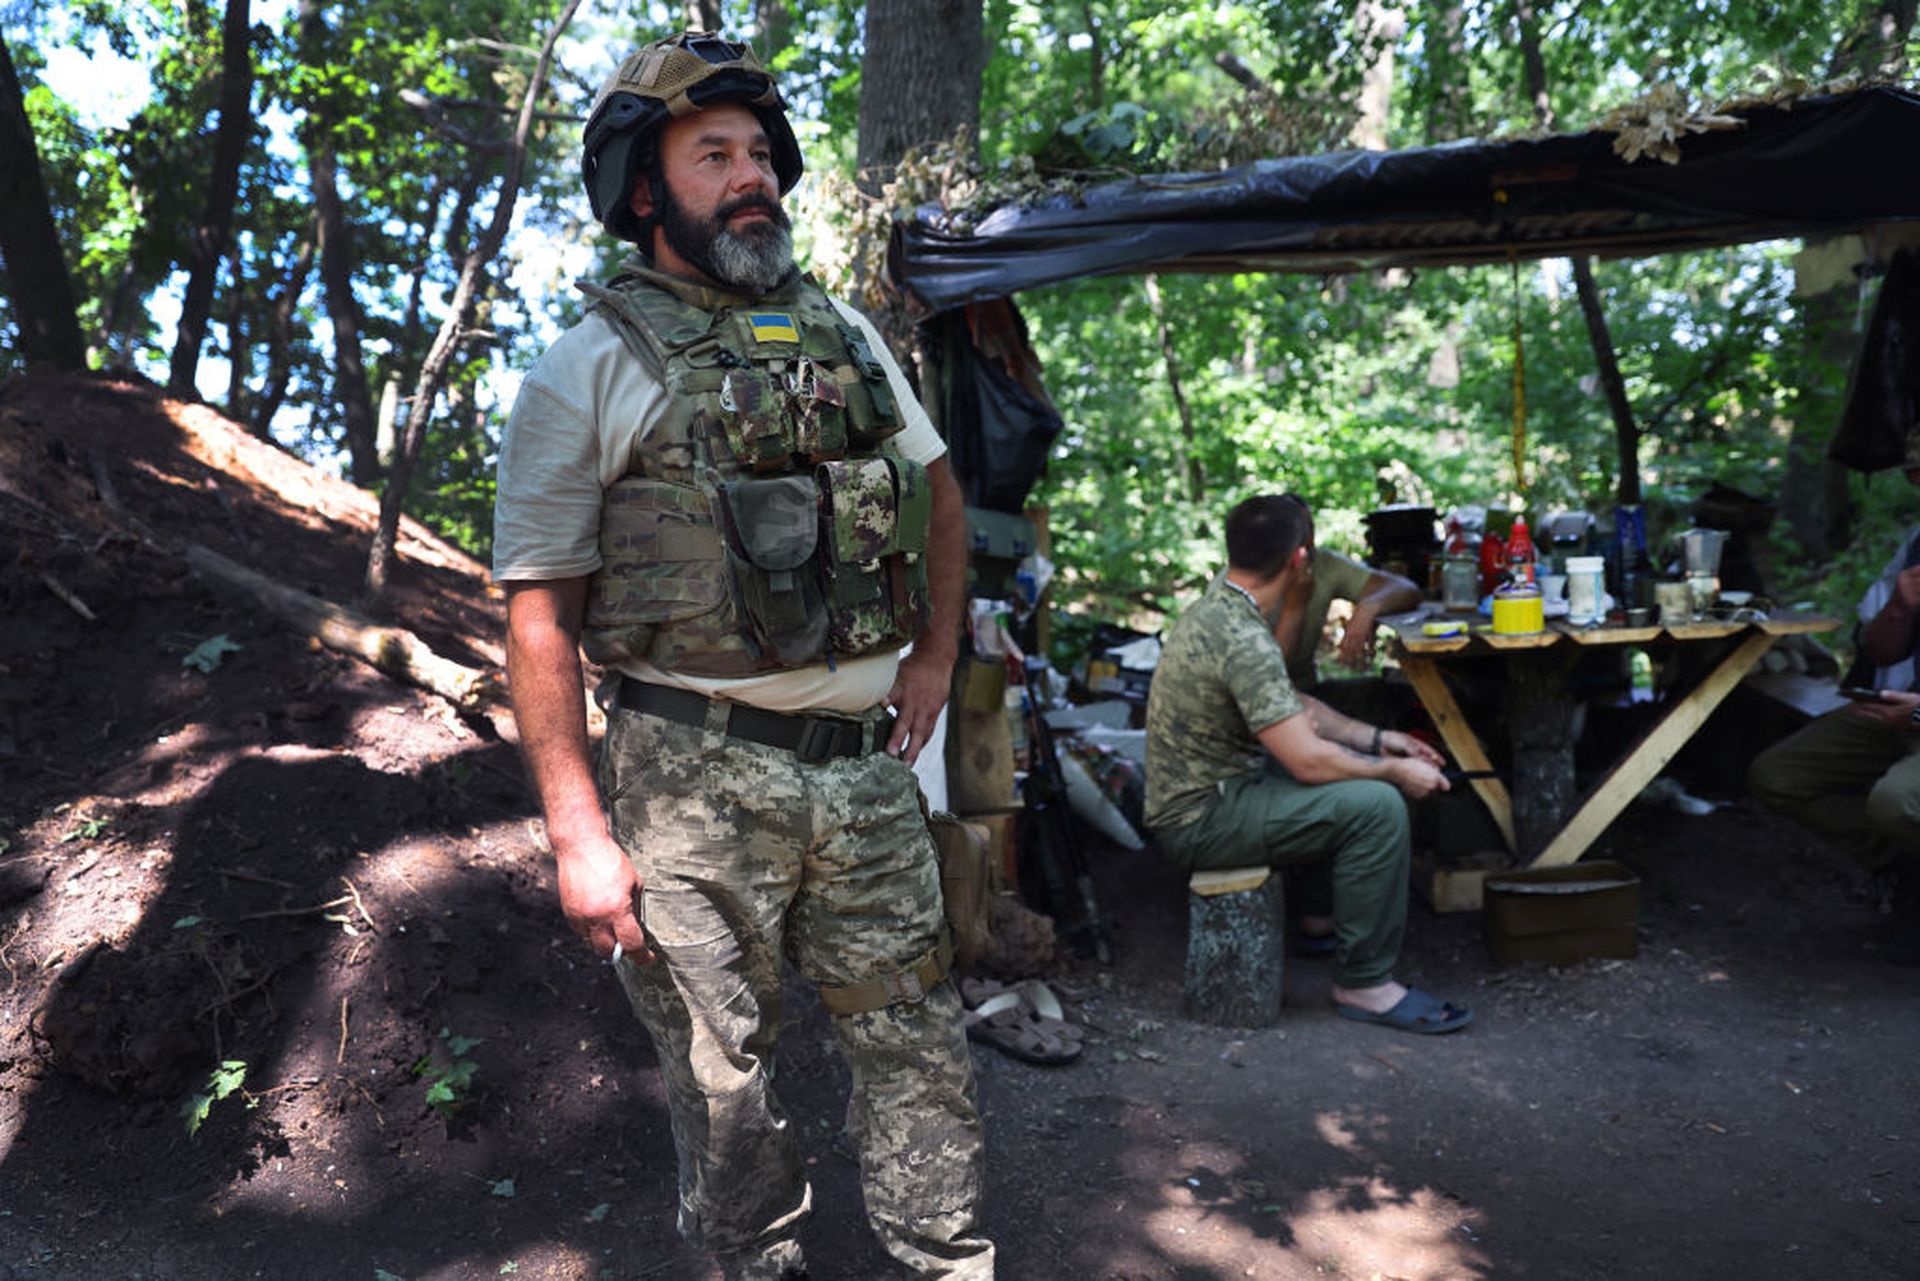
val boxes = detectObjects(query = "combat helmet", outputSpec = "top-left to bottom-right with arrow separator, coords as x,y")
582,31 -> 804,243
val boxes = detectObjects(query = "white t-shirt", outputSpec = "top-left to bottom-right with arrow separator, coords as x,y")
493,293 -> 945,714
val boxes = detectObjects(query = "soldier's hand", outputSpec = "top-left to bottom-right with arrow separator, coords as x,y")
886,645 -> 955,765
1851,688 -> 1920,730
1388,757 -> 1450,801
1380,729 -> 1444,768
554,832 -> 653,966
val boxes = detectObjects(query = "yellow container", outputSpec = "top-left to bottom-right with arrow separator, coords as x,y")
1490,585 -> 1544,634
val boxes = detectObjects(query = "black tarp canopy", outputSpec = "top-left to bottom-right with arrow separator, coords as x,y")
894,87 -> 1920,315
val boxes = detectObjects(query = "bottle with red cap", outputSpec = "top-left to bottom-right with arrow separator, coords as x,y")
1505,515 -> 1537,588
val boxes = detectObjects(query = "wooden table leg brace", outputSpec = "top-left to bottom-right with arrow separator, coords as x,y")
1529,629 -> 1776,867
1398,655 -> 1517,854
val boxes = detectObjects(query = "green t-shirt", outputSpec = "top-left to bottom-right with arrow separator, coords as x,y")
1286,547 -> 1377,689
1144,577 -> 1305,831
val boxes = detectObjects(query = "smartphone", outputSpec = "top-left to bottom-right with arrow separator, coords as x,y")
1840,686 -> 1893,702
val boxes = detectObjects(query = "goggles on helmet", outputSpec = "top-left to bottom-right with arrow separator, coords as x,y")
581,31 -> 804,242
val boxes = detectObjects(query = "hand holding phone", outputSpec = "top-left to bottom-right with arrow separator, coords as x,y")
1841,686 -> 1892,703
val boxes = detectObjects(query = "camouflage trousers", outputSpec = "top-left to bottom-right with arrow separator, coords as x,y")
600,703 -> 994,1280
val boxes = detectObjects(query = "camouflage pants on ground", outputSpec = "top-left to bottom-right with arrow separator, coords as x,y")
600,703 -> 994,1280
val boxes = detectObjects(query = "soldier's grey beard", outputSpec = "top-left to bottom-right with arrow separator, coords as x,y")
658,183 -> 795,295
709,221 -> 795,294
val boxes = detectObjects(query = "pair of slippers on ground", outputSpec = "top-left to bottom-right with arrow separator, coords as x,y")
959,977 -> 1085,1066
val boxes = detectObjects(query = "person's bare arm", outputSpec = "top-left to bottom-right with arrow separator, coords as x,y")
886,456 -> 964,764
1860,565 -> 1920,667
504,579 -> 652,964
1257,707 -> 1448,801
1338,569 -> 1423,668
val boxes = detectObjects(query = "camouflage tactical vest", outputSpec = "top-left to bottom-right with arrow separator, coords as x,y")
576,263 -> 931,677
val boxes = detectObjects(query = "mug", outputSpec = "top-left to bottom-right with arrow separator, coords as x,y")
1655,581 -> 1691,625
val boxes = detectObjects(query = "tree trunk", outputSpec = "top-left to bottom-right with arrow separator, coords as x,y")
1080,1 -> 1105,109
254,225 -> 316,438
364,0 -> 584,600
168,0 -> 254,398
1423,3 -> 1470,143
753,0 -> 791,61
683,0 -> 721,31
1145,274 -> 1203,505
224,239 -> 250,422
1572,259 -> 1640,504
0,30 -> 87,370
1348,2 -> 1405,151
1513,0 -> 1641,505
299,0 -> 380,484
1779,0 -> 1917,560
855,0 -> 985,197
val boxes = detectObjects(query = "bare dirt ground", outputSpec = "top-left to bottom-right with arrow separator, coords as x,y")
1,371 -> 1916,1280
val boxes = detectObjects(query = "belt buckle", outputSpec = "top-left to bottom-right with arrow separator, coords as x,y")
794,717 -> 842,764
883,968 -> 925,1004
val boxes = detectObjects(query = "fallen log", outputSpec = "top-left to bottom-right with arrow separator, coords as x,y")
185,542 -> 493,710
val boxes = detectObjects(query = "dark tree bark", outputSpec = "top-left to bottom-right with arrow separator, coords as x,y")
683,0 -> 722,31
1780,0 -> 1918,560
299,0 -> 381,483
1145,274 -> 1203,504
855,0 -> 985,197
168,0 -> 254,397
224,239 -> 250,421
1423,2 -> 1471,143
1513,0 -> 1639,504
752,0 -> 791,61
364,0 -> 583,600
253,224 -> 316,438
0,30 -> 86,370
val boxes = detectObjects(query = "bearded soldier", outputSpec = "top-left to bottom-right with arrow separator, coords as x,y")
494,31 -> 991,1280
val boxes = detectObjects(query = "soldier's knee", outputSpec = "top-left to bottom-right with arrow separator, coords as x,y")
1865,776 -> 1920,845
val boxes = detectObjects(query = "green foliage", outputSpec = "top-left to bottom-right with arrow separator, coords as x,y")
181,1059 -> 251,1137
59,815 -> 110,843
413,1026 -> 482,1117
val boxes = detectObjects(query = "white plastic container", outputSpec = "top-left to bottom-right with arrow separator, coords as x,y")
1566,556 -> 1606,624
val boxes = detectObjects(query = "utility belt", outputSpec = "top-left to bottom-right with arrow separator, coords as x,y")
616,676 -> 895,764
616,675 -> 956,1016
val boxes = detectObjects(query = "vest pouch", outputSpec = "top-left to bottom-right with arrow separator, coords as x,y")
714,475 -> 829,665
785,357 -> 850,462
818,459 -> 931,654
717,367 -> 792,471
584,478 -> 729,667
835,322 -> 903,448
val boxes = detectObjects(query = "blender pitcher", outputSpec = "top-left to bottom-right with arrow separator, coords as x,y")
1680,528 -> 1728,614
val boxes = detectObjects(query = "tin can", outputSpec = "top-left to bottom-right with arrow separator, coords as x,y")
1491,584 -> 1545,634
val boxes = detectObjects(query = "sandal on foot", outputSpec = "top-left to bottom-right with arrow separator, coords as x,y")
962,990 -> 1083,1065
1335,987 -> 1473,1035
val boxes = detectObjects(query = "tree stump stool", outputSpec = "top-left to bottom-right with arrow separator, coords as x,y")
1182,865 -> 1284,1027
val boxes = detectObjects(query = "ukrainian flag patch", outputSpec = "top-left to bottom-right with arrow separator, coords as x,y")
746,311 -> 800,344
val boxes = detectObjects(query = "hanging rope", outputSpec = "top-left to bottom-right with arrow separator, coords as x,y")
1509,253 -> 1528,495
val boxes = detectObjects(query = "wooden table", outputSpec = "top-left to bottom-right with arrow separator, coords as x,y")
1384,610 -> 1838,868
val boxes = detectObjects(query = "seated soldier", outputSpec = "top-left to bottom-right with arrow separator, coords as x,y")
1273,498 -> 1423,709
1749,452 -> 1920,964
1144,494 -> 1473,1034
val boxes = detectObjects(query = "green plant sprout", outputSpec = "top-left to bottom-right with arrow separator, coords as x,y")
181,1060 -> 252,1136
413,1027 -> 482,1117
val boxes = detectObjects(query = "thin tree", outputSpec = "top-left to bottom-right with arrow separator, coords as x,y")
298,0 -> 382,483
363,0 -> 584,600
168,0 -> 254,397
0,29 -> 87,370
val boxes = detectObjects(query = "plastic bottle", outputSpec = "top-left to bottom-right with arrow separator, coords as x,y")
1479,529 -> 1507,596
1505,515 -> 1537,588
1442,518 -> 1480,610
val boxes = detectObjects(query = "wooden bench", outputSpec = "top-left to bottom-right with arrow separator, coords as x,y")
1183,866 -> 1285,1027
